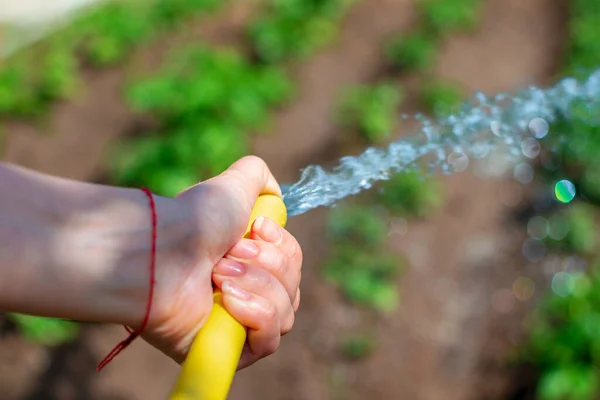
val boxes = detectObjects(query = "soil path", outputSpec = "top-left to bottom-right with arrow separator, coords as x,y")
0,0 -> 566,398
241,0 -> 566,399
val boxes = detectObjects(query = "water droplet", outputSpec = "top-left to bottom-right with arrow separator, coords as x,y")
527,216 -> 548,240
552,272 -> 575,297
514,162 -> 534,184
487,152 -> 511,176
555,179 -> 576,203
447,152 -> 469,172
522,238 -> 546,263
521,138 -> 541,159
548,215 -> 570,240
490,121 -> 502,136
472,141 -> 491,159
529,118 -> 549,139
513,277 -> 535,301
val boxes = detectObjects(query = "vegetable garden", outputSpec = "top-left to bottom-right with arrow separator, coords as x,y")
0,0 -> 598,399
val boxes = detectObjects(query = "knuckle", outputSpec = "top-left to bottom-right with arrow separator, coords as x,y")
293,289 -> 301,312
263,301 -> 279,323
263,337 -> 280,357
272,250 -> 287,277
253,269 -> 272,291
281,312 -> 295,335
291,239 -> 303,265
243,155 -> 266,166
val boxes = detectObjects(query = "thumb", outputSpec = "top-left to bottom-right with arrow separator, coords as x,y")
176,156 -> 282,261
210,156 -> 282,214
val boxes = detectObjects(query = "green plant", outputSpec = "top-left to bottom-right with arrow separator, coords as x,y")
563,0 -> 600,77
378,169 -> 443,217
113,45 -> 293,196
8,314 -> 79,347
520,264 -> 600,400
420,79 -> 464,116
518,3 -> 600,398
327,205 -> 388,249
249,0 -> 355,63
340,334 -> 376,360
0,43 -> 79,117
0,0 -> 223,118
544,203 -> 597,255
324,249 -> 402,312
337,83 -> 403,143
384,30 -> 438,72
324,205 -> 403,312
417,0 -> 482,35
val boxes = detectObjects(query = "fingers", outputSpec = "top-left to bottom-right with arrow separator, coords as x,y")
213,260 -> 295,334
225,219 -> 302,302
217,279 -> 283,369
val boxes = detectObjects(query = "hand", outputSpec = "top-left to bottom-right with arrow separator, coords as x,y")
139,156 -> 303,368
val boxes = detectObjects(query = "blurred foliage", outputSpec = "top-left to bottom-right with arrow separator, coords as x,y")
7,314 -> 79,347
323,205 -> 403,312
384,30 -> 438,72
520,266 -> 600,400
384,0 -> 483,72
544,203 -> 597,256
80,0 -> 221,66
249,0 -> 355,63
563,0 -> 600,78
113,45 -> 293,195
336,83 -> 403,143
0,43 -> 79,117
520,1 -> 600,399
0,0 -> 221,118
378,169 -> 443,217
340,334 -> 376,360
420,79 -> 464,116
417,0 -> 482,35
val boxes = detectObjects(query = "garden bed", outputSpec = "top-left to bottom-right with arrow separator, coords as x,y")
0,0 -> 570,398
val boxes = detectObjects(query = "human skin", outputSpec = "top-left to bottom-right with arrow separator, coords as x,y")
0,156 -> 302,369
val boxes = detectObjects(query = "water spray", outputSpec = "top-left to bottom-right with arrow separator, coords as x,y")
282,70 -> 600,216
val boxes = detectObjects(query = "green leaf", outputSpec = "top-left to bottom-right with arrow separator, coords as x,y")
8,314 -> 79,347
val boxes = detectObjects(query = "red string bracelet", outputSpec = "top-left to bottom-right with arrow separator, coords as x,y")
96,187 -> 157,372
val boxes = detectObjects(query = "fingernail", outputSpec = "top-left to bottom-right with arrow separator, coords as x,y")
229,239 -> 259,259
214,259 -> 245,276
254,216 -> 282,244
222,281 -> 251,300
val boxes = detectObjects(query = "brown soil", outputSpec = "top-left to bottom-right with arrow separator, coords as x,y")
0,0 -> 568,399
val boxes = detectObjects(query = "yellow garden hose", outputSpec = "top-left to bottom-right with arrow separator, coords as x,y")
168,194 -> 288,400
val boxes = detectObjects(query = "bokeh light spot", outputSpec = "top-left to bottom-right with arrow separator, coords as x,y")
554,179 -> 576,203
447,152 -> 469,172
513,277 -> 535,301
514,162 -> 534,184
565,256 -> 587,273
529,117 -> 549,139
522,238 -> 546,263
551,272 -> 575,297
548,215 -> 570,240
521,138 -> 541,159
527,216 -> 548,240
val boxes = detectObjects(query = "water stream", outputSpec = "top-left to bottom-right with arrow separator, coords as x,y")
281,70 -> 600,217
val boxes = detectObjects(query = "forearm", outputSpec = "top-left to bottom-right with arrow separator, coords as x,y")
0,162 -> 150,326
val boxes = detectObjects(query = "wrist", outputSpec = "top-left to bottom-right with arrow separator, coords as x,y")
69,185 -> 196,329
